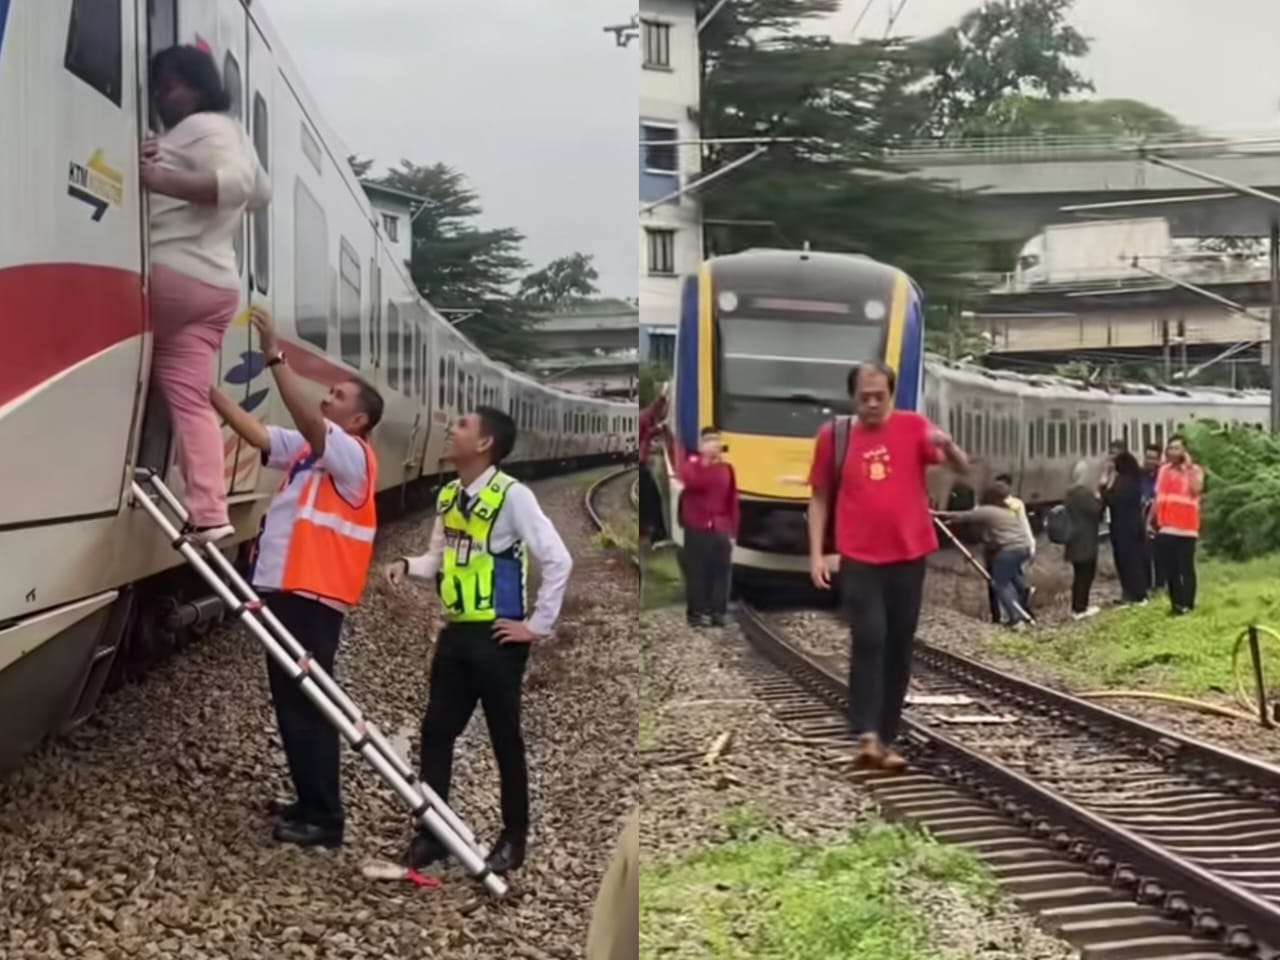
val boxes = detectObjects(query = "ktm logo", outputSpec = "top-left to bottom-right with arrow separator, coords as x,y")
68,150 -> 123,221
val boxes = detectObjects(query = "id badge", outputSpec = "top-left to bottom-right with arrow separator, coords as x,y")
455,534 -> 473,566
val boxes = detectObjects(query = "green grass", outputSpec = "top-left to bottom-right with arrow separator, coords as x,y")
642,547 -> 685,610
641,811 -> 996,960
993,554 -> 1280,696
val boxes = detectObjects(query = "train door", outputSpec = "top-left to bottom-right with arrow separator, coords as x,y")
1,0 -> 148,530
228,16 -> 273,494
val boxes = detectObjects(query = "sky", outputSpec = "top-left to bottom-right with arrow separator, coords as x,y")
264,0 -> 639,299
825,0 -> 1280,131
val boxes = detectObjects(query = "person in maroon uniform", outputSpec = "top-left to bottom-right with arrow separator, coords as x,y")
637,388 -> 670,547
806,362 -> 969,772
678,426 -> 740,627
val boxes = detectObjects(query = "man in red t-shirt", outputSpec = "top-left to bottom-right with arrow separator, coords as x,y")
679,427 -> 739,627
806,361 -> 969,772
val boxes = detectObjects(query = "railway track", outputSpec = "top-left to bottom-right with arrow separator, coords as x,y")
584,465 -> 639,568
737,604 -> 1280,960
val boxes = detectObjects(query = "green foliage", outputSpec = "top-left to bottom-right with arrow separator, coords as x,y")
696,0 -> 1098,302
639,361 -> 671,407
958,95 -> 1192,139
518,252 -> 601,309
1182,422 -> 1280,560
641,819 -> 995,959
994,555 -> 1280,695
366,160 -> 537,366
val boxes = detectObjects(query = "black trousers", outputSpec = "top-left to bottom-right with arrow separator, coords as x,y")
1148,534 -> 1167,591
1111,533 -> 1149,602
683,528 -> 732,618
1071,559 -> 1097,614
840,558 -> 927,746
263,591 -> 346,831
419,621 -> 532,839
637,465 -> 667,542
1157,534 -> 1198,611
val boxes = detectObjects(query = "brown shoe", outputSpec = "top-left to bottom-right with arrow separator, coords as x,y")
879,748 -> 908,774
852,733 -> 885,770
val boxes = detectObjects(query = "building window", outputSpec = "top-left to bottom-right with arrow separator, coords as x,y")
641,124 -> 678,174
382,213 -> 400,243
65,0 -> 123,106
338,239 -> 361,367
294,180 -> 328,352
642,20 -> 671,69
646,229 -> 676,275
251,93 -> 270,294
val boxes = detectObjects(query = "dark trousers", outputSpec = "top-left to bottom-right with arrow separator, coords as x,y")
262,591 -> 345,830
1156,534 -> 1198,612
1111,533 -> 1149,602
985,545 -> 1030,623
1148,535 -> 1167,591
839,558 -> 927,746
1071,558 -> 1097,614
637,465 -> 667,542
991,548 -> 1030,624
683,528 -> 732,619
419,621 -> 532,840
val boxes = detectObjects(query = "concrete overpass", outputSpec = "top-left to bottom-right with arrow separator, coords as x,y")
886,132 -> 1280,239
531,354 -> 638,399
530,301 -> 639,353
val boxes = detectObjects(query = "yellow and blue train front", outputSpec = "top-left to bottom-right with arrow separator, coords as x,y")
671,250 -> 925,575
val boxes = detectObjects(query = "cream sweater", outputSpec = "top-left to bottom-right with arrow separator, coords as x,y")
149,111 -> 271,291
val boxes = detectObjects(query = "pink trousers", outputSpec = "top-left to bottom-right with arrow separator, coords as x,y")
149,264 -> 240,527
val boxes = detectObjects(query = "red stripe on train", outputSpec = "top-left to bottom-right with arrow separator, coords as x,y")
0,263 -> 145,408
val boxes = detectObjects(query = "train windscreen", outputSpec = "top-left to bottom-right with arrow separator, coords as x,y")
715,294 -> 887,438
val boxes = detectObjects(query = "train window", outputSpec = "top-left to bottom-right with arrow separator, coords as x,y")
413,323 -> 424,400
338,239 -> 361,367
1047,422 -> 1057,458
1026,422 -> 1034,457
1068,421 -> 1077,455
1141,422 -> 1151,449
467,375 -> 476,411
386,301 -> 401,390
223,53 -> 243,120
438,357 -> 446,407
446,357 -> 455,407
1089,422 -> 1099,454
1154,422 -> 1164,448
248,94 -> 271,294
1036,419 -> 1046,457
293,180 -> 329,352
368,261 -> 380,366
65,0 -> 123,106
456,365 -> 465,409
301,123 -> 323,175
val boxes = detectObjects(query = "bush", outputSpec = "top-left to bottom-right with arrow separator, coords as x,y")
638,360 -> 671,407
1183,421 -> 1280,560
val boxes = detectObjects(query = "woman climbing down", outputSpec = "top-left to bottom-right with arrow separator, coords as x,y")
143,44 -> 271,545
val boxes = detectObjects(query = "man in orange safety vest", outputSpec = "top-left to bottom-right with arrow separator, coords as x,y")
1151,434 -> 1203,617
211,306 -> 384,850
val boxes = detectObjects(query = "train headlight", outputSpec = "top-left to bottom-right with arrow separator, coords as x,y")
718,291 -> 739,313
864,299 -> 886,321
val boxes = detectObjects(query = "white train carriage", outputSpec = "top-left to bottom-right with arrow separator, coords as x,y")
0,0 -> 634,772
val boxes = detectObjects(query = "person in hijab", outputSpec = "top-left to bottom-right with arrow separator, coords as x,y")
1064,460 -> 1103,620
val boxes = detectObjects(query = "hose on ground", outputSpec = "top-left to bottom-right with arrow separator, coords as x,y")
1231,624 -> 1280,720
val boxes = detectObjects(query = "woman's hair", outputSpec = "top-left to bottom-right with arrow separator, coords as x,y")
150,45 -> 231,113
1113,451 -> 1141,478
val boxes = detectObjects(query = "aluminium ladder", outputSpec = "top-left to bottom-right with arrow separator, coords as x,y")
130,468 -> 508,898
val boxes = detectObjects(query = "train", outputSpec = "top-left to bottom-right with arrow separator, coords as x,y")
661,247 -> 1269,577
0,0 -> 636,772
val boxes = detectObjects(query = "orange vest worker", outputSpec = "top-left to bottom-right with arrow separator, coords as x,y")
1154,464 -> 1200,538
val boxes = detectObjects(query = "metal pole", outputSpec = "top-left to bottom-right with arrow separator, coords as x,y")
1271,221 -> 1280,433
1140,152 -> 1280,208
1248,625 -> 1273,729
641,146 -> 768,215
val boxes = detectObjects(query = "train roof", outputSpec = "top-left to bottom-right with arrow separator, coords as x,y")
707,248 -> 911,291
924,355 -> 1267,405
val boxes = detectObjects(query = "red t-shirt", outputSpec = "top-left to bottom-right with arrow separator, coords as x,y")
807,411 -> 944,564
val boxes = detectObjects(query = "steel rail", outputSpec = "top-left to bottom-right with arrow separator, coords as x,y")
736,604 -> 1280,957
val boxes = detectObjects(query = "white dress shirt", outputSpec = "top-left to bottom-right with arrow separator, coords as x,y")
404,467 -> 573,637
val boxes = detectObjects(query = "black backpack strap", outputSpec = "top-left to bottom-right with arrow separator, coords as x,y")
831,415 -> 853,498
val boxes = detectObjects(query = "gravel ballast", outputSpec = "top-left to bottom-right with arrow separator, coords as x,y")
0,471 -> 637,960
640,606 -> 1077,960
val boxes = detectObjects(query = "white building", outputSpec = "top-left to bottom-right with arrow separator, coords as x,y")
639,0 -> 702,364
360,180 -> 421,273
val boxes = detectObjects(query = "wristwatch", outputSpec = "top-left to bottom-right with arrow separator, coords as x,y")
265,351 -> 286,368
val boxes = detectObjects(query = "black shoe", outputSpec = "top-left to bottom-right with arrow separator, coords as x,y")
406,831 -> 450,869
273,819 -> 343,849
710,614 -> 726,628
266,797 -> 301,821
484,835 -> 526,875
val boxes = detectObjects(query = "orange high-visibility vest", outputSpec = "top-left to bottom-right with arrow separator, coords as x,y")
276,438 -> 379,605
1154,464 -> 1200,536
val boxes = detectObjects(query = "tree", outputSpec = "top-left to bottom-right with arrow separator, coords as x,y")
903,0 -> 1093,139
957,95 -> 1193,139
367,160 -> 536,364
347,154 -> 375,178
518,252 -> 601,309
